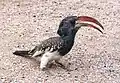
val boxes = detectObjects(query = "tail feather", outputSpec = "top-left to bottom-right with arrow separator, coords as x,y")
13,50 -> 31,57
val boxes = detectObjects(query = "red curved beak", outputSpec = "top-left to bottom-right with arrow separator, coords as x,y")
76,16 -> 104,33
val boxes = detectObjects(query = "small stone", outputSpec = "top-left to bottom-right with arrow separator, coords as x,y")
33,15 -> 36,17
75,68 -> 78,70
1,77 -> 5,83
45,30 -> 48,32
109,70 -> 114,72
68,63 -> 71,65
68,72 -> 71,74
104,65 -> 106,67
34,20 -> 36,22
22,76 -> 25,78
17,4 -> 20,6
19,34 -> 22,37
75,76 -> 78,78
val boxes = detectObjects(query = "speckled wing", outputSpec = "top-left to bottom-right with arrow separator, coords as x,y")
29,37 -> 64,57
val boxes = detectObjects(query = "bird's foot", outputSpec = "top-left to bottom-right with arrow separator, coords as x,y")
55,61 -> 71,71
40,67 -> 46,71
40,64 -> 48,71
55,61 -> 65,68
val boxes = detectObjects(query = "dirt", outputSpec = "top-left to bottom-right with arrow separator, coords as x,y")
0,0 -> 120,83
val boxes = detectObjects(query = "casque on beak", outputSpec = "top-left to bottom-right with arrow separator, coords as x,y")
75,16 -> 104,33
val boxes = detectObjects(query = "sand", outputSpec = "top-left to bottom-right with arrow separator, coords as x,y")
0,0 -> 120,83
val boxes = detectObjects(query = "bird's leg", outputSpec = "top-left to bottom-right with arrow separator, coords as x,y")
40,54 -> 49,70
55,60 -> 66,69
55,60 -> 72,71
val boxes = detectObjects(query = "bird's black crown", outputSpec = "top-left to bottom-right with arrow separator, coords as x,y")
57,16 -> 78,37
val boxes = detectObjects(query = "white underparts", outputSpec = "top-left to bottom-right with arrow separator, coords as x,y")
32,50 -> 62,70
40,51 -> 62,69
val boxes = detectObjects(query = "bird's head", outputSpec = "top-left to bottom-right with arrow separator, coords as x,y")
57,16 -> 104,37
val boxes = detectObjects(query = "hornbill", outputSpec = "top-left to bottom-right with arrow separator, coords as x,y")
13,16 -> 104,70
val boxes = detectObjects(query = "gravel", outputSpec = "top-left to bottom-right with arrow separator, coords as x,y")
0,0 -> 120,83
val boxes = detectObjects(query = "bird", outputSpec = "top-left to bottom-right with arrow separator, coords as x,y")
13,16 -> 104,70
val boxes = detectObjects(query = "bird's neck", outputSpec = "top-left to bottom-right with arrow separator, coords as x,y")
62,34 -> 75,42
58,34 -> 76,56
62,34 -> 76,47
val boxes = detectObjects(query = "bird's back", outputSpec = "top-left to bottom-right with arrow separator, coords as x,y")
29,37 -> 64,57
30,36 -> 75,57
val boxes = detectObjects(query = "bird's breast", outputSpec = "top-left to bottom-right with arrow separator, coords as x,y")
58,41 -> 74,56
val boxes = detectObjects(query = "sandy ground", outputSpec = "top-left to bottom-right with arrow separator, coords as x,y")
0,0 -> 120,83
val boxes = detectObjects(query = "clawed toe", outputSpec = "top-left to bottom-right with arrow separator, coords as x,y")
55,61 -> 69,70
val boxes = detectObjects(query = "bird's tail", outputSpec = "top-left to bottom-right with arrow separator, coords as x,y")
13,50 -> 31,57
